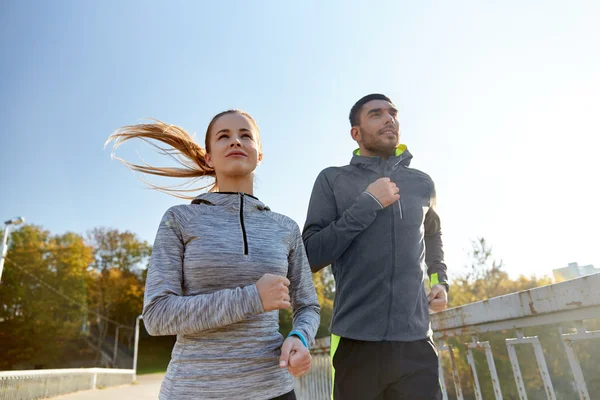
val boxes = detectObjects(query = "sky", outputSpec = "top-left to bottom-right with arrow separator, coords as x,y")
1,1 -> 599,280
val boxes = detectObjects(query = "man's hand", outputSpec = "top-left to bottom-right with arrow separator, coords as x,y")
280,336 -> 311,377
427,284 -> 448,313
366,177 -> 400,208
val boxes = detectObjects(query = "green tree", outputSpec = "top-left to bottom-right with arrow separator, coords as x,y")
311,266 -> 334,338
449,238 -> 553,308
0,225 -> 93,369
280,266 -> 335,339
86,228 -> 151,363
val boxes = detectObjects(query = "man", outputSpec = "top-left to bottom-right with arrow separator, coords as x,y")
302,94 -> 448,399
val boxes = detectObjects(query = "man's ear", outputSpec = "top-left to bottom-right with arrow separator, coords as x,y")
350,126 -> 361,142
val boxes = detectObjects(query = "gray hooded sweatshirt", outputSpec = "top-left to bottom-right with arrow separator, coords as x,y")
303,147 -> 447,342
143,192 -> 320,400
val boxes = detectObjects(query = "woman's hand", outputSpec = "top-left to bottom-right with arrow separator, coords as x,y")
280,336 -> 311,377
256,273 -> 291,311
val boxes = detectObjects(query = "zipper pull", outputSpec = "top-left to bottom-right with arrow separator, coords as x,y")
398,199 -> 403,219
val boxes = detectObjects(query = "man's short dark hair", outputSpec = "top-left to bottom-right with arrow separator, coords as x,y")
349,94 -> 394,126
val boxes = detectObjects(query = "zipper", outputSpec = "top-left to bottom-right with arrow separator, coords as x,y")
239,193 -> 249,255
381,160 -> 397,339
384,203 -> 396,339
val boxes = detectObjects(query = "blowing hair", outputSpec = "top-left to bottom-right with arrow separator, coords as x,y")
105,110 -> 260,198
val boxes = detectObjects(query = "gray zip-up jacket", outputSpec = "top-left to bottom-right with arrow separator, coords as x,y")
143,192 -> 320,400
302,148 -> 447,342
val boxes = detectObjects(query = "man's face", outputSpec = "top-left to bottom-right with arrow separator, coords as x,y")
352,100 -> 400,156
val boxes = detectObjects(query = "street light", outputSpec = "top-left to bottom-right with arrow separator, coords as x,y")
0,216 -> 25,283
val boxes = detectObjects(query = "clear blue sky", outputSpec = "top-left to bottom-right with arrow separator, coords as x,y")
1,1 -> 599,279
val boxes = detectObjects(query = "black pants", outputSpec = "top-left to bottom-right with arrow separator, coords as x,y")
332,337 -> 442,400
270,390 -> 296,400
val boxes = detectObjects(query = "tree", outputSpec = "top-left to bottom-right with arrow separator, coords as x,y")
86,228 -> 151,364
311,266 -> 335,338
439,238 -> 596,400
279,266 -> 335,339
0,225 -> 93,369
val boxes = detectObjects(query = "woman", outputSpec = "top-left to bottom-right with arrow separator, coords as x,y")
106,110 -> 320,400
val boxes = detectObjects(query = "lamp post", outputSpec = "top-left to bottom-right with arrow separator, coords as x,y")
0,216 -> 25,282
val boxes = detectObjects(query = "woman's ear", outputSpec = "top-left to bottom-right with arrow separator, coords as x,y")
205,152 -> 214,168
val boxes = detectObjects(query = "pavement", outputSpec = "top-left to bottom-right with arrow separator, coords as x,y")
51,373 -> 164,400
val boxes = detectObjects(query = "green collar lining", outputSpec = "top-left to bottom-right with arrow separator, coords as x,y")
354,144 -> 407,157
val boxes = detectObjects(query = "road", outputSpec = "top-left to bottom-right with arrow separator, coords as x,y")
52,373 -> 163,400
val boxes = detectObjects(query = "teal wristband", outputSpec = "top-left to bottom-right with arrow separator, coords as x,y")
288,331 -> 309,349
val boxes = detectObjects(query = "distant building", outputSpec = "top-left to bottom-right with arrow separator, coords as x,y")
553,262 -> 600,282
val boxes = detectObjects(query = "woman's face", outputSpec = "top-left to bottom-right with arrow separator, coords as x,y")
205,112 -> 262,179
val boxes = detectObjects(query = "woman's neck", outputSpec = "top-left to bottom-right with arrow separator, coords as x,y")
216,174 -> 254,195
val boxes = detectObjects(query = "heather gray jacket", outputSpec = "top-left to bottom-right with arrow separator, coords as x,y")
303,148 -> 447,342
143,192 -> 320,400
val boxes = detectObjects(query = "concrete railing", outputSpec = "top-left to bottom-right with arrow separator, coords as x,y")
431,273 -> 600,400
0,368 -> 134,400
295,273 -> 600,400
4,275 -> 598,400
0,316 -> 144,399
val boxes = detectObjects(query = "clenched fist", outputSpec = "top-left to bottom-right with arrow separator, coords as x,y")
427,284 -> 448,313
366,177 -> 400,208
280,336 -> 312,377
256,273 -> 291,311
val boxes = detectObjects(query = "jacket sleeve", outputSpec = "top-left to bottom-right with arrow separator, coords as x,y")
302,169 -> 383,272
142,208 -> 264,336
287,223 -> 320,347
424,181 -> 448,285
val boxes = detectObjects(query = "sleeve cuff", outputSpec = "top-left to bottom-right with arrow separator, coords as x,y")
245,284 -> 265,315
430,272 -> 449,292
288,330 -> 309,349
363,191 -> 384,209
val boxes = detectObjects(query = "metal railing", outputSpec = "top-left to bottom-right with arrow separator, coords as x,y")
3,276 -> 598,400
294,273 -> 600,400
432,273 -> 600,400
294,336 -> 332,400
0,368 -> 134,400
0,317 -> 143,400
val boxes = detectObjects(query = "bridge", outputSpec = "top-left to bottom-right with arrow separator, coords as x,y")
1,273 -> 599,400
